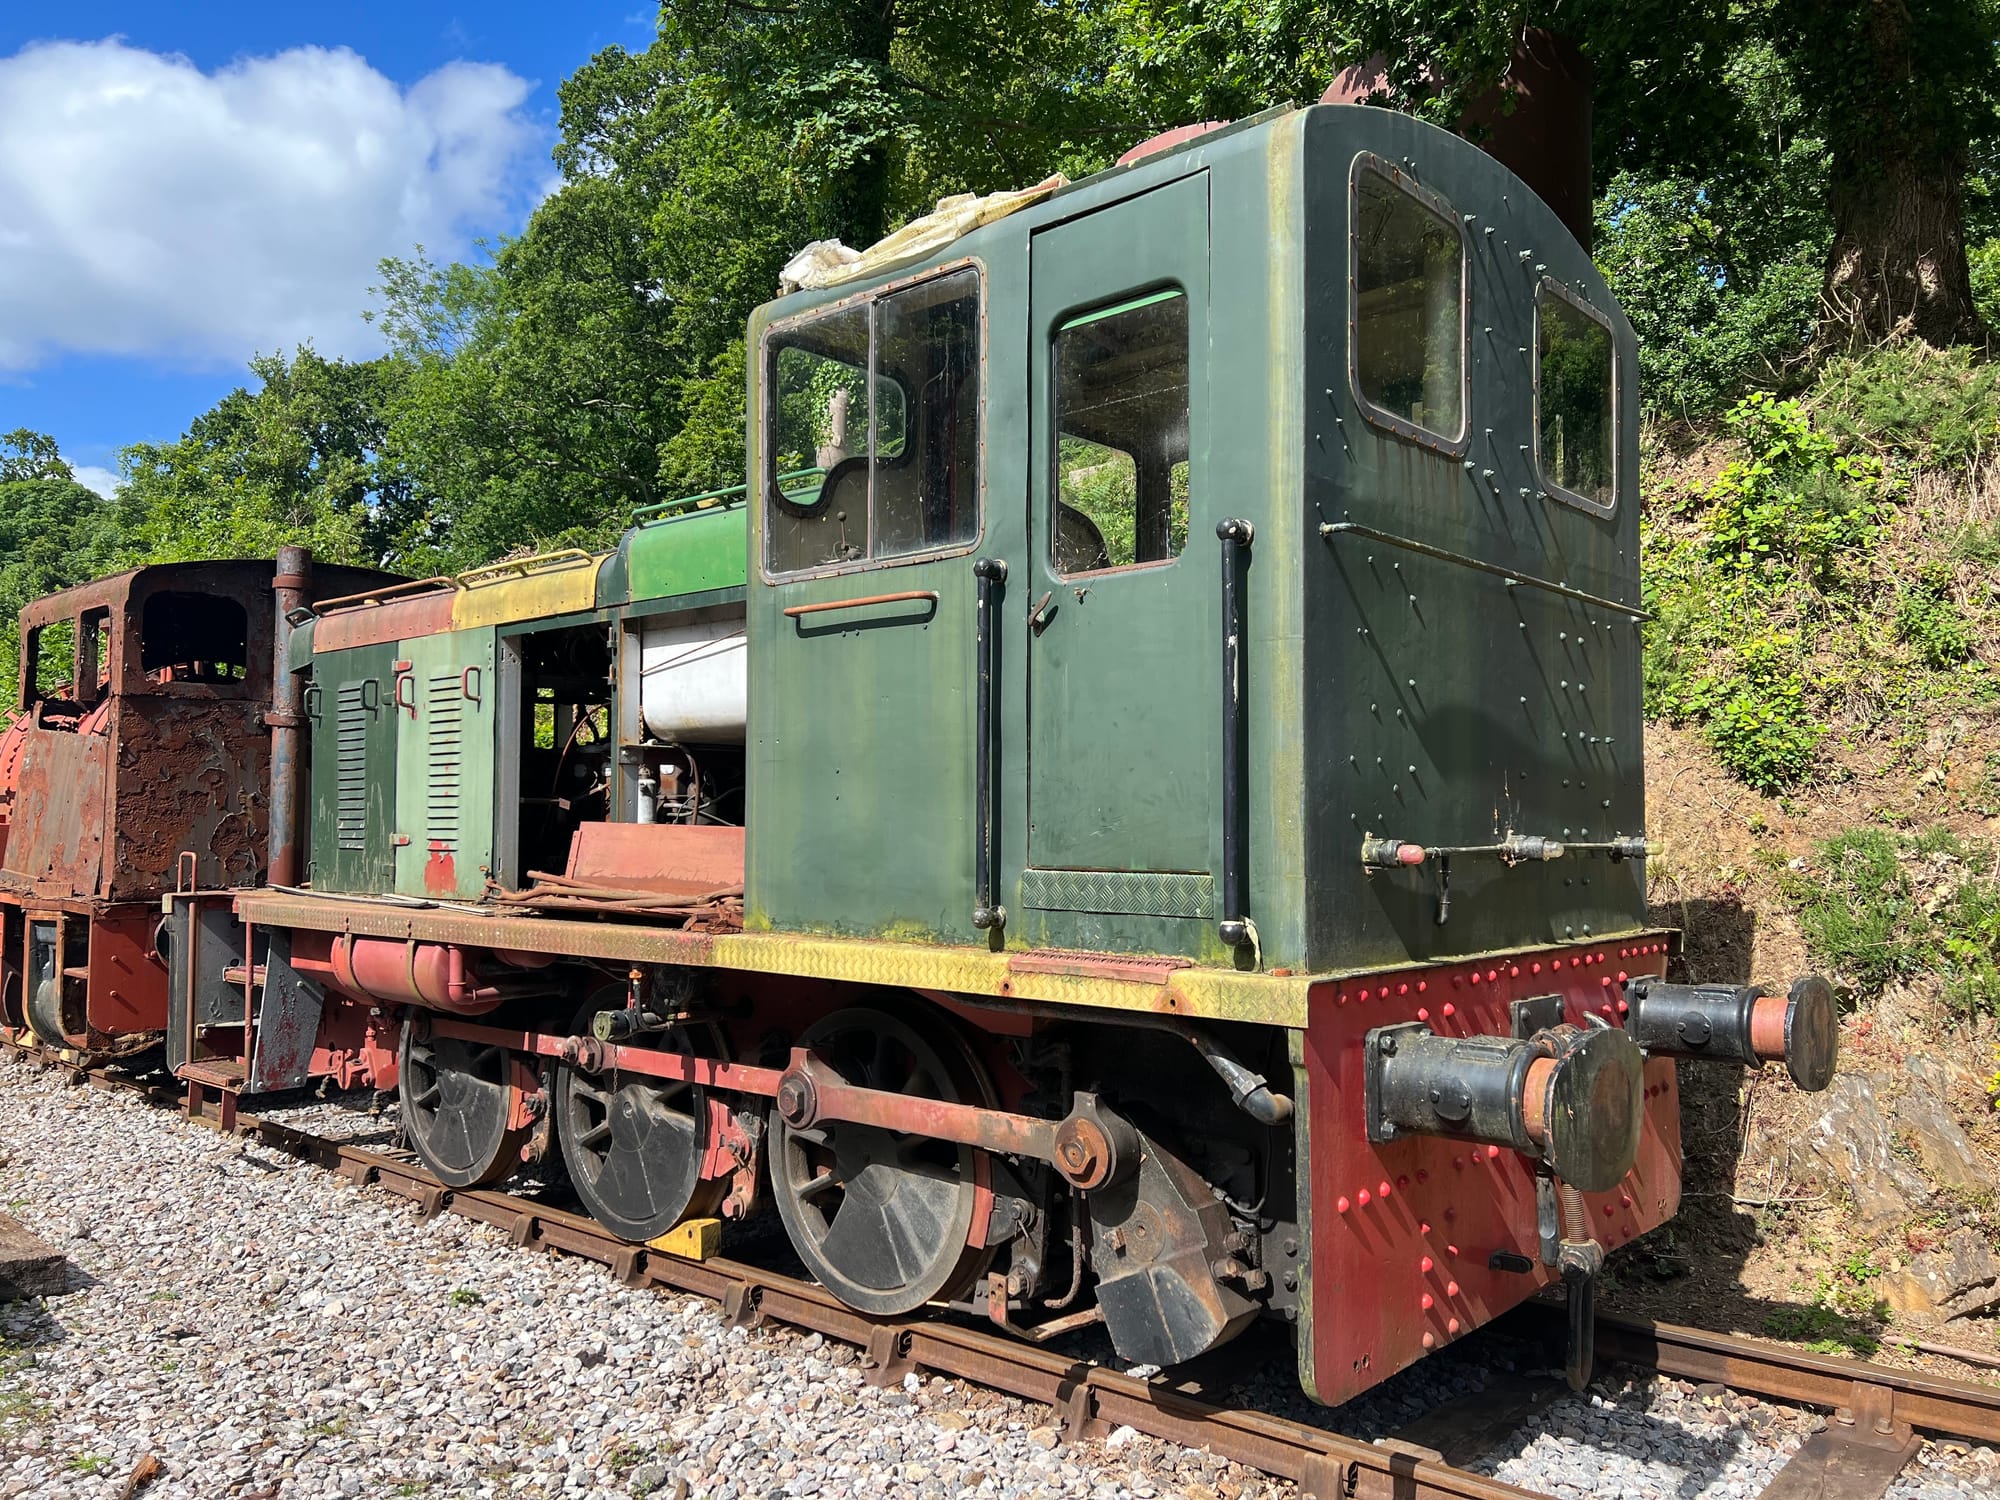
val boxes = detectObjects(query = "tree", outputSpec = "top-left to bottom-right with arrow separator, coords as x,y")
656,2 -> 1140,248
0,433 -> 127,696
0,428 -> 75,485
1114,0 -> 1998,349
117,348 -> 406,567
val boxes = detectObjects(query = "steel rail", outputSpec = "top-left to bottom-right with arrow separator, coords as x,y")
10,1038 -> 2000,1494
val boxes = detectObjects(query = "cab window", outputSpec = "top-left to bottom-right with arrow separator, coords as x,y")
1536,279 -> 1616,513
765,267 -> 980,576
1352,162 -> 1466,445
1051,289 -> 1191,575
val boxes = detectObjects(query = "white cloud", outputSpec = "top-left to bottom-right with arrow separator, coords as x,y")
71,465 -> 121,497
0,39 -> 545,370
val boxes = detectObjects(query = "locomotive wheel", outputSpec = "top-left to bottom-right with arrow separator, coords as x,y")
399,1027 -> 532,1189
556,1016 -> 725,1242
24,974 -> 67,1049
770,1004 -> 992,1317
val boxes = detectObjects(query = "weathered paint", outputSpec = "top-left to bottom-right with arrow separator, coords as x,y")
392,630 -> 496,901
620,502 -> 750,607
1298,939 -> 1680,1404
450,556 -> 601,631
230,890 -> 1314,1027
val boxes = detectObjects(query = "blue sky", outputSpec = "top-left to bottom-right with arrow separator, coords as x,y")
0,3 -> 656,493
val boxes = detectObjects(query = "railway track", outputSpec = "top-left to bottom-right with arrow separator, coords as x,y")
6,1037 -> 1997,1500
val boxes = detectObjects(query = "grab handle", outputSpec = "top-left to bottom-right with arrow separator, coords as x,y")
1216,519 -> 1253,950
972,559 -> 1007,931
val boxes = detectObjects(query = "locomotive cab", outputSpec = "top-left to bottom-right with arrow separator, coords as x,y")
744,103 -> 1645,979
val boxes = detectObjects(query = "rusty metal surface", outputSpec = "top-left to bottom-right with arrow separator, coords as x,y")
231,892 -> 1317,1027
1588,1311 -> 2000,1444
564,823 -> 746,899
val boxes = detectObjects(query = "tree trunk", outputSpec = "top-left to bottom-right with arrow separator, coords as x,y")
825,1 -> 897,250
1824,143 -> 1982,347
1818,0 -> 1984,347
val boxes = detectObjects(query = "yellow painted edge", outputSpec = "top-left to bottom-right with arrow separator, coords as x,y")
450,560 -> 602,630
647,1217 -> 721,1261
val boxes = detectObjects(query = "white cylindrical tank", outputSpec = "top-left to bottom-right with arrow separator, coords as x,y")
639,618 -> 747,743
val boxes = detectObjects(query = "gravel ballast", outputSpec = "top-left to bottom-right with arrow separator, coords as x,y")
0,1051 -> 1993,1499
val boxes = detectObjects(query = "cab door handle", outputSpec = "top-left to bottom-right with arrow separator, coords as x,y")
973,558 -> 1008,931
1028,592 -> 1056,635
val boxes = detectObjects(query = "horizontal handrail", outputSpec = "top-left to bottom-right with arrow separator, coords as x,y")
456,549 -> 596,589
633,467 -> 825,525
311,576 -> 462,617
1317,521 -> 1648,620
782,590 -> 939,619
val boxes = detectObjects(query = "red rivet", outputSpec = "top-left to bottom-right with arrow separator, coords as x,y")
1417,1007 -> 1430,1021
1421,1256 -> 1434,1273
1617,971 -> 1628,983
1419,1218 -> 1431,1233
1617,999 -> 1630,1014
1603,1203 -> 1615,1218
1486,969 -> 1498,982
1619,947 -> 1630,958
1358,988 -> 1370,1001
1447,1317 -> 1461,1334
1422,1292 -> 1435,1309
1397,1174 -> 1410,1189
1452,976 -> 1463,988
1358,1188 -> 1372,1206
1446,1280 -> 1460,1297
1338,992 -> 1348,1005
1422,1332 -> 1436,1349
1416,1172 -> 1429,1185
1379,1180 -> 1393,1197
1442,1003 -> 1456,1017
1469,971 -> 1482,985
1398,982 -> 1409,995
1337,1196 -> 1351,1213
1447,1243 -> 1459,1255
1453,1155 -> 1464,1168
1416,980 -> 1427,993
1600,976 -> 1612,987
1486,1144 -> 1501,1159
1620,1194 -> 1633,1207
1531,962 -> 1542,974
1509,965 -> 1520,978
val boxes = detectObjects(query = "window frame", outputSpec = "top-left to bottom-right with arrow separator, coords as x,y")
758,257 -> 987,584
1048,283 -> 1193,581
1346,152 -> 1471,455
1532,274 -> 1620,518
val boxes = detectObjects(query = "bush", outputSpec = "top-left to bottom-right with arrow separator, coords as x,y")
1810,341 -> 2000,470
1787,826 -> 2000,1018
1894,567 -> 1972,668
1699,392 -> 1889,583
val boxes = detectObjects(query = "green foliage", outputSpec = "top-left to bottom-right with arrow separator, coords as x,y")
1699,393 -> 1889,581
1644,391 -> 1897,790
1810,342 -> 2000,470
0,435 -> 131,695
1786,826 -> 2000,1017
1894,567 -> 1973,668
117,348 -> 406,568
1762,1273 -> 1887,1358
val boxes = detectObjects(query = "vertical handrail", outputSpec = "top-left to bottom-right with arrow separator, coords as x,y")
1216,520 -> 1254,949
972,558 -> 1008,931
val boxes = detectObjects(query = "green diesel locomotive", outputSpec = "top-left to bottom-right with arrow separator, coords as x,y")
4,101 -> 1834,1405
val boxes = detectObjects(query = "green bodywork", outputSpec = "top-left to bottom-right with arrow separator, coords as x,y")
743,103 -> 1644,973
298,101 -> 1646,977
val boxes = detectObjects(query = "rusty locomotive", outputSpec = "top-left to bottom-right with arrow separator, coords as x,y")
0,102 -> 1837,1402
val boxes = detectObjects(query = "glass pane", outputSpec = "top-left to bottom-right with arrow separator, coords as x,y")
767,303 -> 872,573
875,268 -> 980,559
1354,170 -> 1463,439
1538,287 -> 1616,509
1052,290 -> 1190,574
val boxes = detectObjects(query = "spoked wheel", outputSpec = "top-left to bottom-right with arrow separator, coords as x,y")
556,1013 -> 725,1242
770,1004 -> 993,1316
399,1025 -> 533,1189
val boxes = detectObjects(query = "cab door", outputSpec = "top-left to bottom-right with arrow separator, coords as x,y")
1023,175 -> 1216,921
